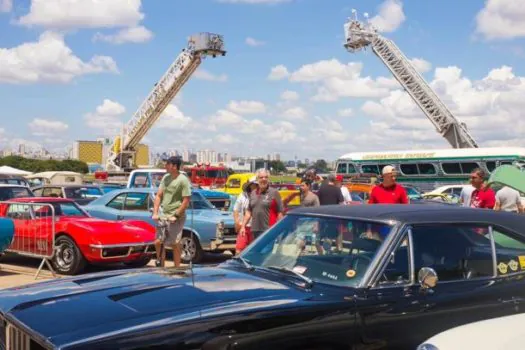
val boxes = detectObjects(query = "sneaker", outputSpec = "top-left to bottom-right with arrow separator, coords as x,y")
155,260 -> 162,267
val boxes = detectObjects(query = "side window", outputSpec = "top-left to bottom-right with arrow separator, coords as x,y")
33,188 -> 43,196
411,224 -> 494,281
42,187 -> 62,198
123,192 -> 149,211
7,204 -> 31,220
337,162 -> 348,174
228,179 -> 241,188
491,228 -> 525,275
107,193 -> 126,210
362,164 -> 379,175
132,175 -> 148,188
378,232 -> 410,286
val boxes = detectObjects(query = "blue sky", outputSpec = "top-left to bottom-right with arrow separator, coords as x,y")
1,0 -> 525,161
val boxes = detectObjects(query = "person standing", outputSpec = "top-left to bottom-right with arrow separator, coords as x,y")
317,174 -> 344,205
233,176 -> 258,254
368,165 -> 409,204
299,179 -> 320,207
240,168 -> 284,240
459,168 -> 496,209
335,175 -> 352,204
494,186 -> 523,213
152,156 -> 192,267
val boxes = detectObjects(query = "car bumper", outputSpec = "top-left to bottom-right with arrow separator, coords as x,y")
88,241 -> 155,261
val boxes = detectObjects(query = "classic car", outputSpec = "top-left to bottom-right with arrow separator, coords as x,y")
0,174 -> 30,187
418,313 -> 525,350
0,197 -> 155,275
0,184 -> 34,201
31,184 -> 104,206
0,218 -> 14,256
1,204 -> 525,349
84,188 -> 236,263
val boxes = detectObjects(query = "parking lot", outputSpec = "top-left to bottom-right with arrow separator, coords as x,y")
0,252 -> 231,289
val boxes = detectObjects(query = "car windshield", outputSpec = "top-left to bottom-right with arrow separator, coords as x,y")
241,214 -> 394,287
101,185 -> 122,193
64,187 -> 103,199
0,187 -> 33,201
191,192 -> 215,210
406,187 -> 423,200
33,202 -> 88,218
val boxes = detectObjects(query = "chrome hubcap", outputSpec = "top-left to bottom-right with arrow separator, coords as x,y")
180,237 -> 196,261
55,240 -> 74,269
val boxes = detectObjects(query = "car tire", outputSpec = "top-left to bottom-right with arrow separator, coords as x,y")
180,231 -> 203,264
124,256 -> 152,268
52,235 -> 86,275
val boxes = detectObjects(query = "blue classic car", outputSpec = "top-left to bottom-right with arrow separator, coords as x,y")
0,218 -> 14,255
84,188 -> 236,263
2,205 -> 525,349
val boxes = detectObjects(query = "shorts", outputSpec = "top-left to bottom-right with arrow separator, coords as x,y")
236,227 -> 253,251
156,216 -> 185,246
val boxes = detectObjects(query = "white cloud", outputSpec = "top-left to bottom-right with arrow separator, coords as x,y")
216,0 -> 292,3
282,107 -> 307,120
280,59 -> 394,102
94,26 -> 153,44
18,0 -> 145,29
313,117 -> 348,142
84,99 -> 126,135
409,58 -> 432,74
210,109 -> 244,126
370,0 -> 406,33
156,104 -> 193,130
476,0 -> 525,39
216,134 -> 239,144
28,118 -> 68,136
245,37 -> 265,46
338,108 -> 353,117
0,31 -> 118,84
0,0 -> 12,12
268,64 -> 289,80
280,90 -> 299,101
227,100 -> 266,114
195,69 -> 228,82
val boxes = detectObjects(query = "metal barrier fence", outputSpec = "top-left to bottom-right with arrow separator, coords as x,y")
0,201 -> 56,279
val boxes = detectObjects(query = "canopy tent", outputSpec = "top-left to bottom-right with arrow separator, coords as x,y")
0,165 -> 32,176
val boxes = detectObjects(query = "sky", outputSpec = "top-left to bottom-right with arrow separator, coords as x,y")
1,0 -> 525,161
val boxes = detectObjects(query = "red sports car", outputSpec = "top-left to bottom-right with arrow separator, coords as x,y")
0,197 -> 155,275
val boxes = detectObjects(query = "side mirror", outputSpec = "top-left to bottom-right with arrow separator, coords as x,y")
418,267 -> 438,289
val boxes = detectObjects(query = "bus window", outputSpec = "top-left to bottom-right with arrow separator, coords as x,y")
418,163 -> 436,175
362,164 -> 380,175
485,161 -> 496,172
337,163 -> 348,174
348,163 -> 357,174
442,163 -> 462,174
400,164 -> 418,175
460,162 -> 479,174
500,161 -> 513,166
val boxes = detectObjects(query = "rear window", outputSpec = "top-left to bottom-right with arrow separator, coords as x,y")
0,187 -> 33,201
64,187 -> 103,199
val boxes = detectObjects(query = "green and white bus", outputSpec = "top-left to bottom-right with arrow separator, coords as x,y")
335,147 -> 525,191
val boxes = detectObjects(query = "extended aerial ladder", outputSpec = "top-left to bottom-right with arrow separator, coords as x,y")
343,12 -> 478,149
106,33 -> 226,171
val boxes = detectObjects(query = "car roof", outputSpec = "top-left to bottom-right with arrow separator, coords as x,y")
9,197 -> 74,203
34,184 -> 101,188
0,184 -> 29,188
289,204 -> 525,232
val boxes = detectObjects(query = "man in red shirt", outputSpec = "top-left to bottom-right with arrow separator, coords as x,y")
368,165 -> 409,204
459,168 -> 496,209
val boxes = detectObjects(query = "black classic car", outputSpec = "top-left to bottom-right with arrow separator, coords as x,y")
1,204 -> 525,349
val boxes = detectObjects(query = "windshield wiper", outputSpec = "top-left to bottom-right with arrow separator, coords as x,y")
232,256 -> 255,270
266,266 -> 314,288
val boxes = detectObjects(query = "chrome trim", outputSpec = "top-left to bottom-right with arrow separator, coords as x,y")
6,322 -> 30,350
89,241 -> 155,249
488,225 -> 497,277
408,227 -> 415,285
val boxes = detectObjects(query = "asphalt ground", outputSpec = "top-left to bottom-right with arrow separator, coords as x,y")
0,251 -> 231,289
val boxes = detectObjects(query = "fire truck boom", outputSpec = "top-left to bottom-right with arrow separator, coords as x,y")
107,33 -> 226,171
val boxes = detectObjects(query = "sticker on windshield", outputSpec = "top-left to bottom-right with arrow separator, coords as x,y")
508,259 -> 518,272
498,262 -> 508,274
293,265 -> 307,274
518,256 -> 525,270
346,269 -> 356,278
322,271 -> 339,280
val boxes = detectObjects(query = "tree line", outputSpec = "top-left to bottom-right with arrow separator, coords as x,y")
0,156 -> 89,174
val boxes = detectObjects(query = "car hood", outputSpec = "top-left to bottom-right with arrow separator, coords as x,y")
59,217 -> 154,244
0,266 -> 318,348
191,209 -> 234,225
196,189 -> 230,199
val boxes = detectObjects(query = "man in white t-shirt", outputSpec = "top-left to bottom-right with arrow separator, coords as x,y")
234,176 -> 258,254
494,186 -> 523,213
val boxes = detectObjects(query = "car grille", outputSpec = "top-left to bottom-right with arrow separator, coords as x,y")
222,227 -> 236,237
4,323 -> 30,350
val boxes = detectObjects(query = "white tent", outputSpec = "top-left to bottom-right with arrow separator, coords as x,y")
0,165 -> 32,176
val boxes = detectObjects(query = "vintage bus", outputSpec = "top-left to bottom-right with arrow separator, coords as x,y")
335,147 -> 525,191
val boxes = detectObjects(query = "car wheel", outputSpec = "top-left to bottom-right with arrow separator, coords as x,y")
52,235 -> 86,275
180,232 -> 203,264
124,256 -> 152,268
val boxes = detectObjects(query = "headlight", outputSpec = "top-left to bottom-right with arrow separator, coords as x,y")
216,221 -> 225,239
417,344 -> 439,350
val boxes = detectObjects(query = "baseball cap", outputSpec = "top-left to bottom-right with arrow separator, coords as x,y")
165,156 -> 182,166
335,175 -> 344,182
248,175 -> 257,184
382,165 -> 396,175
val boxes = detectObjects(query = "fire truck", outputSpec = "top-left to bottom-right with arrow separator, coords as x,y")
183,164 -> 229,189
